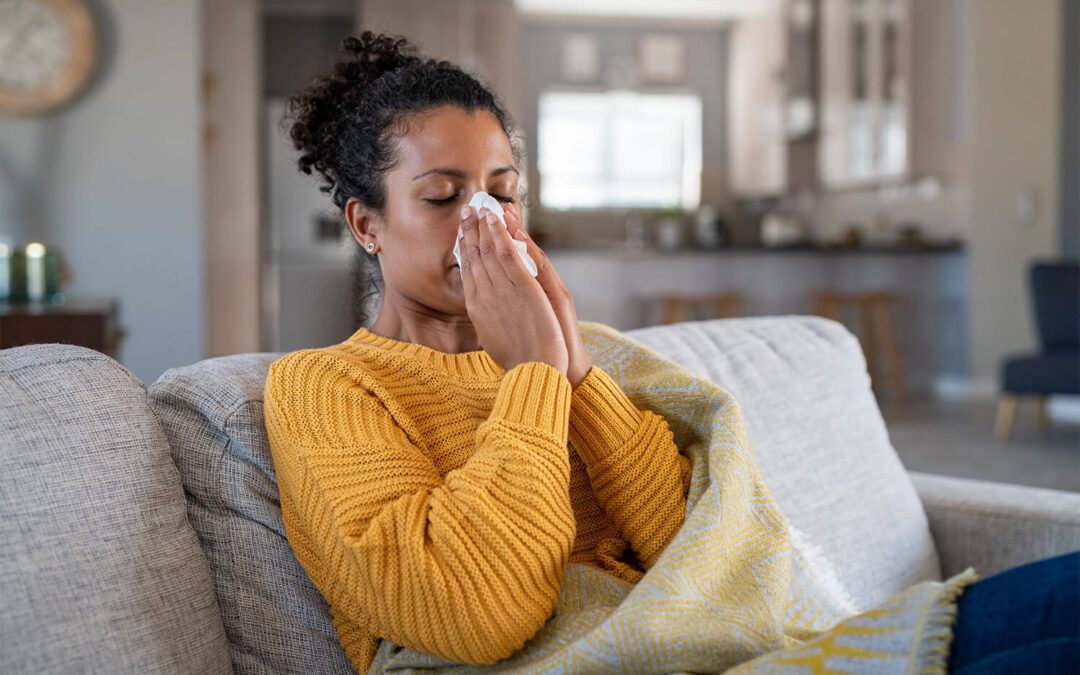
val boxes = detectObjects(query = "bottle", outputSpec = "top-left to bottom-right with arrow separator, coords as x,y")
694,205 -> 719,249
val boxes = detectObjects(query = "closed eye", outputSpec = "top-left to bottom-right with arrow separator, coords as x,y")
425,194 -> 516,206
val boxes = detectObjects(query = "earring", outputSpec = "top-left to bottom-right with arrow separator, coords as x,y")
366,242 -> 376,252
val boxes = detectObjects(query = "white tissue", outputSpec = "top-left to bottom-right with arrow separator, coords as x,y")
453,191 -> 539,278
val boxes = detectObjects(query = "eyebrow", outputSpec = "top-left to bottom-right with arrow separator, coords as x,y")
411,166 -> 519,181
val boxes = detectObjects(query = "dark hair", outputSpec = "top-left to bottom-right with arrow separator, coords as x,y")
286,31 -> 520,329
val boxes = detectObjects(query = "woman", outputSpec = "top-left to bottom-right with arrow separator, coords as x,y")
264,31 -> 689,672
264,31 -> 1077,675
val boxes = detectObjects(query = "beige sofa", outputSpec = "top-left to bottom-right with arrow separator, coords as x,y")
2,315 -> 1078,674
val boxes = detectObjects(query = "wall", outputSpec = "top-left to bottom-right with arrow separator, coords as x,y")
968,0 -> 1062,392
0,0 -> 204,385
523,20 -> 729,245
1063,0 -> 1079,259
204,0 -> 261,357
359,0 -> 525,124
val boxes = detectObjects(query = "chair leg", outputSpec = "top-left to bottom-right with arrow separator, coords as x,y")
994,395 -> 1019,443
1035,396 -> 1051,435
858,299 -> 879,392
873,296 -> 910,412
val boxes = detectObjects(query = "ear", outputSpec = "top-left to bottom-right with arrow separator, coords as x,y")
344,197 -> 380,247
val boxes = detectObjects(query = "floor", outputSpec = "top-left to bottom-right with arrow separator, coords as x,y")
878,394 -> 1080,493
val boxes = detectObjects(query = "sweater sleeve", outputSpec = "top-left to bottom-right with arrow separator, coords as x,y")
568,365 -> 690,570
264,354 -> 576,666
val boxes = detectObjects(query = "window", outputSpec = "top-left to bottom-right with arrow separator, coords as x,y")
537,91 -> 702,209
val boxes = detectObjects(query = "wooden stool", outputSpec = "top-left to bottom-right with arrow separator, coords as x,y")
810,289 -> 910,410
658,291 -> 743,324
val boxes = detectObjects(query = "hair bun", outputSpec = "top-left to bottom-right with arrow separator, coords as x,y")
340,31 -> 422,82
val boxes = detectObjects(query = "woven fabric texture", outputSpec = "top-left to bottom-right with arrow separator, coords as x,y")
625,316 -> 942,607
148,352 -> 355,674
0,343 -> 231,675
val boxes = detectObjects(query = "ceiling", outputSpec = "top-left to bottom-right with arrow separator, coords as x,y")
513,0 -> 782,21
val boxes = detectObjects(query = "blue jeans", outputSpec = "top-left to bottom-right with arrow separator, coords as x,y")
946,550 -> 1079,674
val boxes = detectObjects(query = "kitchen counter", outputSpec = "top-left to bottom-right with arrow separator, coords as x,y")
541,240 -> 967,255
545,242 -> 968,396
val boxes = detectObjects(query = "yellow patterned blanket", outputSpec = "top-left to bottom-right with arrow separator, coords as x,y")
369,322 -> 977,674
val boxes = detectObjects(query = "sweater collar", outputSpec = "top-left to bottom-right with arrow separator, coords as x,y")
344,327 -> 505,379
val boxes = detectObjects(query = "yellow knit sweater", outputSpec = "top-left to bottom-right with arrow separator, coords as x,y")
263,327 -> 691,673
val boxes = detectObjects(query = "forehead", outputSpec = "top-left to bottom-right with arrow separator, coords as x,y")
391,106 -> 513,172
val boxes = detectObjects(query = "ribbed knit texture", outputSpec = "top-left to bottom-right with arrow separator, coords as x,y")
263,327 -> 690,673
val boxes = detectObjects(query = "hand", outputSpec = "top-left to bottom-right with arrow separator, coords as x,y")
457,204 -> 569,377
503,204 -> 593,389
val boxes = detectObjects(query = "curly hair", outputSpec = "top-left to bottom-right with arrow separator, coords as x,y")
285,32 -> 520,329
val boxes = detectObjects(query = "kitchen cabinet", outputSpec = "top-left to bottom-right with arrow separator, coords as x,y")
727,0 -> 823,196
727,2 -> 787,196
818,0 -> 912,186
728,0 -> 922,194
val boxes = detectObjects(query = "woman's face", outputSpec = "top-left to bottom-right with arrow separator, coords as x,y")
348,105 -> 519,320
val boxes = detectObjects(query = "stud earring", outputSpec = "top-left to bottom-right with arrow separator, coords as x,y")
366,242 -> 376,252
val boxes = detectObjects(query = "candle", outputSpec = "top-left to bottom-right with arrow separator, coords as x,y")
26,242 -> 46,302
0,243 -> 9,301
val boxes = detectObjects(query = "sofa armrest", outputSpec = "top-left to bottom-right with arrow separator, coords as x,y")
910,471 -> 1080,578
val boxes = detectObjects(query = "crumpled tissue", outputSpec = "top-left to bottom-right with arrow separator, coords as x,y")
453,191 -> 538,278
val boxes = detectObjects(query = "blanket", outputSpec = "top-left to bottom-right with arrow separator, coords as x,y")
368,321 -> 977,674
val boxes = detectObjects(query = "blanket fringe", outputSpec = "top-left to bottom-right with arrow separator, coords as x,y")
918,567 -> 979,675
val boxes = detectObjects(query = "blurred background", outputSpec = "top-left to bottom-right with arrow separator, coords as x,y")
1,0 -> 1077,490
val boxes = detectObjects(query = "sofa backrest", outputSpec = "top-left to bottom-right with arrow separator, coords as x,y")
0,344 -> 232,675
148,353 -> 355,675
624,316 -> 941,609
146,316 -> 941,672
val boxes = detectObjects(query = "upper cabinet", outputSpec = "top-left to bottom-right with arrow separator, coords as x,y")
728,0 -> 916,196
818,0 -> 912,186
727,2 -> 787,197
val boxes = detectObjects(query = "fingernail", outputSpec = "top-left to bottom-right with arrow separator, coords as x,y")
486,212 -> 497,226
460,205 -> 471,219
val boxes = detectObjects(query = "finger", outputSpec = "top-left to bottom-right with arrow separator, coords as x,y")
502,206 -> 542,273
484,206 -> 533,285
503,202 -> 525,240
475,207 -> 507,285
457,225 -> 476,301
511,222 -> 557,284
459,205 -> 492,290
512,226 -> 576,310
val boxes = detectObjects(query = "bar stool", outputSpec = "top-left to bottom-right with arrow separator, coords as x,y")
810,289 -> 910,410
658,291 -> 743,324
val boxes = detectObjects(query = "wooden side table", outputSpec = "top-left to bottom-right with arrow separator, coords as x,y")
0,297 -> 125,360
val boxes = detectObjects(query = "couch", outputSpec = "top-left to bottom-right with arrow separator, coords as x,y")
3,316 -> 1078,674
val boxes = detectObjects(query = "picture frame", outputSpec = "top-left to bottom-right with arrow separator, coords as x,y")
637,34 -> 685,84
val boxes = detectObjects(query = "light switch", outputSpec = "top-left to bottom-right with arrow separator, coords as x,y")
1016,187 -> 1037,226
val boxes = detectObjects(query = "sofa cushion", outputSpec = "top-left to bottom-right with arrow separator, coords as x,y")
145,315 -> 941,673
625,316 -> 941,609
0,344 -> 232,674
148,354 -> 354,674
